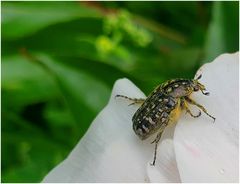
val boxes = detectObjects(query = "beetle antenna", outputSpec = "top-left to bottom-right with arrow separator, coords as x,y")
196,74 -> 202,80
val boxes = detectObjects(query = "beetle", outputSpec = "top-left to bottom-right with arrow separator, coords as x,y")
116,74 -> 215,165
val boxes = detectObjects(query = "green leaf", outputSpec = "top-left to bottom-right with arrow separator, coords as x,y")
3,18 -> 103,57
2,131 -> 68,182
2,55 -> 59,109
2,2 -> 101,40
56,56 -> 137,88
28,53 -> 111,136
204,1 -> 239,62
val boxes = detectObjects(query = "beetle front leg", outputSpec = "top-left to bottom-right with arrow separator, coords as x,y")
115,95 -> 145,106
185,97 -> 215,122
181,98 -> 201,118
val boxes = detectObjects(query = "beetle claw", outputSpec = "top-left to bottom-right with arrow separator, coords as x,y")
202,90 -> 210,96
196,110 -> 201,117
212,117 -> 216,123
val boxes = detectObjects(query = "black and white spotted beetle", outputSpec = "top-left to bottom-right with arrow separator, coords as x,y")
116,74 -> 215,165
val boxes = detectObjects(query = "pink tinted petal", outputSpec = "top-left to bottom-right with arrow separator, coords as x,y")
174,52 -> 239,182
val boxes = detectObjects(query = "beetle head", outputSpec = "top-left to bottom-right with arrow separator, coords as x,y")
192,74 -> 210,96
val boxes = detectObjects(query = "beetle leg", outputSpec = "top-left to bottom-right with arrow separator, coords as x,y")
181,98 -> 201,118
150,131 -> 163,166
115,95 -> 145,106
185,97 -> 216,122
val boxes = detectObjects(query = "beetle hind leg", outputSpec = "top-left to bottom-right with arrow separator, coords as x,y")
150,131 -> 163,166
115,95 -> 145,106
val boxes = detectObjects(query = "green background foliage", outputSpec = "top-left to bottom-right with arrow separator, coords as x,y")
2,1 -> 238,182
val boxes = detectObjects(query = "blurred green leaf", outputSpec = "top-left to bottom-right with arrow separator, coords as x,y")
2,55 -> 59,109
44,102 -> 75,127
2,131 -> 68,182
28,53 -> 111,135
129,48 -> 200,84
55,56 -> 137,88
2,2 -> 101,40
3,18 -> 103,58
204,1 -> 239,62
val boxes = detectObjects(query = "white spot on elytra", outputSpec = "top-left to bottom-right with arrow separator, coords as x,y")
142,124 -> 149,132
137,128 -> 143,135
164,98 -> 169,102
167,88 -> 172,92
148,117 -> 155,125
161,117 -> 166,122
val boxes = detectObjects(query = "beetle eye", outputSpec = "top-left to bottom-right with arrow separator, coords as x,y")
194,86 -> 199,91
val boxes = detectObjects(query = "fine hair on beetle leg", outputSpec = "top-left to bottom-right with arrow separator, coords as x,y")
115,94 -> 145,106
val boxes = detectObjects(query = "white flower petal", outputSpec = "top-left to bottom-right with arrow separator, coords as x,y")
43,78 -> 157,182
147,139 -> 181,183
174,52 -> 239,182
43,52 -> 238,183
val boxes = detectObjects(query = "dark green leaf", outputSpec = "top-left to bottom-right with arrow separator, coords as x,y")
2,2 -> 101,40
204,1 -> 239,62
